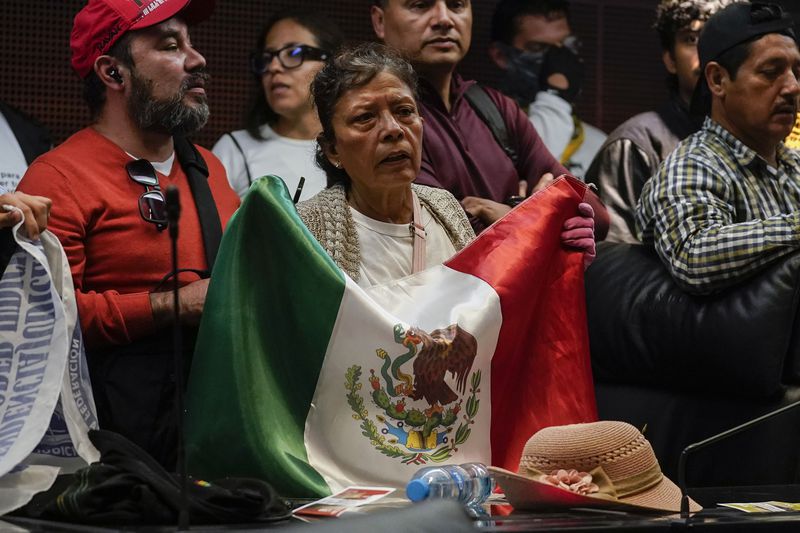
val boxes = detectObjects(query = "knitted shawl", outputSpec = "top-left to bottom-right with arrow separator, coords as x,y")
296,183 -> 475,280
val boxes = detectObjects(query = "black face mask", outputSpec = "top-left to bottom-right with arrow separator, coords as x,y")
496,42 -> 547,109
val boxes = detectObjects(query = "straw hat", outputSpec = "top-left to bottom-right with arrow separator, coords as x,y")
489,421 -> 701,513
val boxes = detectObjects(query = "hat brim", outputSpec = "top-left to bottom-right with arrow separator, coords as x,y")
489,467 -> 702,514
130,0 -> 215,31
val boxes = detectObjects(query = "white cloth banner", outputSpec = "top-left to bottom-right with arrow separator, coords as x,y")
0,213 -> 99,514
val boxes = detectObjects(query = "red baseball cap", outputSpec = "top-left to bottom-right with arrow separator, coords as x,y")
70,0 -> 215,78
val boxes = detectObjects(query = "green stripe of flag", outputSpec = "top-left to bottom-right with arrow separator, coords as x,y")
186,176 -> 344,497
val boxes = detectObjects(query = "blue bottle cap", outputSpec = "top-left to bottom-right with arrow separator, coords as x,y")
406,479 -> 431,502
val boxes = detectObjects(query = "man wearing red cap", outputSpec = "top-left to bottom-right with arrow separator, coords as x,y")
636,2 -> 800,295
17,0 -> 239,468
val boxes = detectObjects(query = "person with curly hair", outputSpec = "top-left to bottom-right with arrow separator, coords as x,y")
585,0 -> 735,243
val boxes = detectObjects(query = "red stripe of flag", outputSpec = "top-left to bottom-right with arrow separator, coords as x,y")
445,176 -> 598,472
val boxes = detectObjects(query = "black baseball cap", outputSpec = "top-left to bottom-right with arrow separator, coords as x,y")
690,2 -> 796,115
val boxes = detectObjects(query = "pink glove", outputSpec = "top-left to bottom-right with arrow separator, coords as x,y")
561,202 -> 596,269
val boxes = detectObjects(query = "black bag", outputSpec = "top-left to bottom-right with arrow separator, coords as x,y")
18,430 -> 291,525
87,329 -> 198,471
463,84 -> 519,166
173,134 -> 222,273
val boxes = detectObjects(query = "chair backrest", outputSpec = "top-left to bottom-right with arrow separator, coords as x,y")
586,242 -> 800,397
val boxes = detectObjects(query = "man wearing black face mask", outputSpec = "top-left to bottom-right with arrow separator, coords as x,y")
489,0 -> 605,177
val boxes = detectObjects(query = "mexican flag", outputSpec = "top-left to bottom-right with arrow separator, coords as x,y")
185,176 -> 596,498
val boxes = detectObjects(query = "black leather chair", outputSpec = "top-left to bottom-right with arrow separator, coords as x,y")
586,242 -> 800,487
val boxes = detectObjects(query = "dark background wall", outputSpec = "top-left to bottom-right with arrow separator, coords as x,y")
2,0 -> 799,149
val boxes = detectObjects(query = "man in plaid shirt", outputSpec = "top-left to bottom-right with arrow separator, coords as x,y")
636,2 -> 800,294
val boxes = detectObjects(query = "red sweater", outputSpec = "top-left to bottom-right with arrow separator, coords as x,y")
18,128 -> 240,349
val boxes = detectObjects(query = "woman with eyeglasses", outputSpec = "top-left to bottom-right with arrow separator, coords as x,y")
213,10 -> 344,200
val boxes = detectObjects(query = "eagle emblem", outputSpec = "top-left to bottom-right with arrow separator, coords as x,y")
345,323 -> 481,465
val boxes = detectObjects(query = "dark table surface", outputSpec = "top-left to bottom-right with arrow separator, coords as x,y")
5,485 -> 800,532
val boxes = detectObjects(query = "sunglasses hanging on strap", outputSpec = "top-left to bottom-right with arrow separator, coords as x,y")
173,134 -> 223,277
127,159 -> 169,231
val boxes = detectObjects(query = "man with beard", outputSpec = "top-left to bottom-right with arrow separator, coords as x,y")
17,0 -> 239,468
370,0 -> 608,237
585,0 -> 733,243
636,2 -> 800,295
489,0 -> 606,177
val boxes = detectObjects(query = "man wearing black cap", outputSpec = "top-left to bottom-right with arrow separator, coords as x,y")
636,1 -> 800,295
17,0 -> 239,468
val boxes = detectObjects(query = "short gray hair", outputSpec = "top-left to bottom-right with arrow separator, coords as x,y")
312,42 -> 418,188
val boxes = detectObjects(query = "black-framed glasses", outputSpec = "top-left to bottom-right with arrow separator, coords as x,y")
126,159 -> 167,231
250,44 -> 329,74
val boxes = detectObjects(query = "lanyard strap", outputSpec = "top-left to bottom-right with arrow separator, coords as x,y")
174,135 -> 222,275
410,191 -> 426,274
560,113 -> 585,165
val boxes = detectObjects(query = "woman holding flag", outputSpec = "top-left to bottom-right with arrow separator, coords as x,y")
185,44 -> 601,498
297,43 -> 596,287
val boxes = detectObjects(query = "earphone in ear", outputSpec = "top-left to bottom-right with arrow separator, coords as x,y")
109,68 -> 123,83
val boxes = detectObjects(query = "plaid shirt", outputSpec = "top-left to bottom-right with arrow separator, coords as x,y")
636,117 -> 800,294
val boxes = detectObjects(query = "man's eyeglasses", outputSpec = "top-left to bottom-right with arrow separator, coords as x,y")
126,159 -> 167,231
250,44 -> 329,74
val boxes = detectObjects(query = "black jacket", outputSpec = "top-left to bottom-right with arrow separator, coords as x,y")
0,100 -> 51,166
585,96 -> 700,243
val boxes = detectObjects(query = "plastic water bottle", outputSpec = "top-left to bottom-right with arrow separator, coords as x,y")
406,462 -> 495,506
